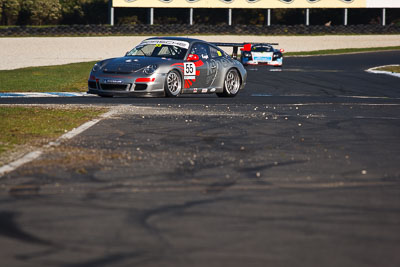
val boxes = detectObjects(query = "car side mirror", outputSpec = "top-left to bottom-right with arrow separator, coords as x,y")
125,51 -> 130,56
187,54 -> 199,61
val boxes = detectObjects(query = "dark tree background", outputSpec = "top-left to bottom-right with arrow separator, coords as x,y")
0,0 -> 399,26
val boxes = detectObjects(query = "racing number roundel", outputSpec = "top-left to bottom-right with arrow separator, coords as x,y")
184,62 -> 196,79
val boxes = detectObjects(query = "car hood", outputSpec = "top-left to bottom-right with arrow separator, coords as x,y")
101,56 -> 170,73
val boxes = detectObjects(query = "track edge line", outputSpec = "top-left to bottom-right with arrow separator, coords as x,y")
0,108 -> 117,178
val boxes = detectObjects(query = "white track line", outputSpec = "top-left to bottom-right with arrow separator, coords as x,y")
0,151 -> 43,176
0,108 -> 117,177
0,92 -> 95,98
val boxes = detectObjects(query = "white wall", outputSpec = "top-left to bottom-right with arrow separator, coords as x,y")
1,35 -> 400,70
366,0 -> 400,8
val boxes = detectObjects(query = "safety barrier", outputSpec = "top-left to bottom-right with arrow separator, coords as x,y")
1,24 -> 399,37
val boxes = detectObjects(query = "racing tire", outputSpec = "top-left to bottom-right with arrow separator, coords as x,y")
164,70 -> 182,97
217,68 -> 241,98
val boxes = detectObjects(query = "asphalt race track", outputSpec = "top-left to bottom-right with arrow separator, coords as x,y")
0,51 -> 399,267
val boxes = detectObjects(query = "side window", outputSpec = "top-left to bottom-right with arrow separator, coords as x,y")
158,46 -> 170,56
210,46 -> 224,59
190,43 -> 210,60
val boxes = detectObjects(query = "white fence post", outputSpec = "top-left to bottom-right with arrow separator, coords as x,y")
190,8 -> 193,25
150,8 -> 154,25
382,8 -> 386,26
306,8 -> 309,26
109,0 -> 114,26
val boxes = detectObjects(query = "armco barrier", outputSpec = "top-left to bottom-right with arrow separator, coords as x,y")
0,24 -> 399,36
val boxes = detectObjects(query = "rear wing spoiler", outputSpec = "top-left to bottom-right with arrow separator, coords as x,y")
211,42 -> 280,59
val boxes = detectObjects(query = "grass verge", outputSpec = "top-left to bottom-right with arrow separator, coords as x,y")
373,65 -> 400,73
0,61 -> 96,92
285,46 -> 400,56
0,106 -> 106,157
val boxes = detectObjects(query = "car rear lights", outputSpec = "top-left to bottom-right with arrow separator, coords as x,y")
243,44 -> 252,51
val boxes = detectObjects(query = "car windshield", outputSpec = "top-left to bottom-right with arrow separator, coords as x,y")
126,40 -> 189,60
252,45 -> 273,52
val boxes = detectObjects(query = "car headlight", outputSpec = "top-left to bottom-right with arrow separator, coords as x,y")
92,63 -> 100,72
143,64 -> 158,75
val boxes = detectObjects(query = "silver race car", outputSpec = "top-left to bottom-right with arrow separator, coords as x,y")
88,37 -> 247,97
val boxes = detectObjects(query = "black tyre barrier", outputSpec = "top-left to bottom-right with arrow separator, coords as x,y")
0,24 -> 399,37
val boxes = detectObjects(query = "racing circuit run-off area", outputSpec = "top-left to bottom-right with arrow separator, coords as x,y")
0,50 -> 400,267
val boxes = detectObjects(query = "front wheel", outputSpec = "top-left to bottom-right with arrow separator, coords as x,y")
217,68 -> 241,98
164,70 -> 182,97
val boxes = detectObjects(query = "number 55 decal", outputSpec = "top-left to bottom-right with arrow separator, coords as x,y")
184,62 -> 196,79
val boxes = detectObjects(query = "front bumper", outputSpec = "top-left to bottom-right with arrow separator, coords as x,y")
87,72 -> 166,96
243,57 -> 283,66
87,88 -> 164,97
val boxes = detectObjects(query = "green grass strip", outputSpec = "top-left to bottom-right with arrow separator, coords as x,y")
0,106 -> 105,155
0,61 -> 96,92
374,65 -> 400,73
285,46 -> 400,56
